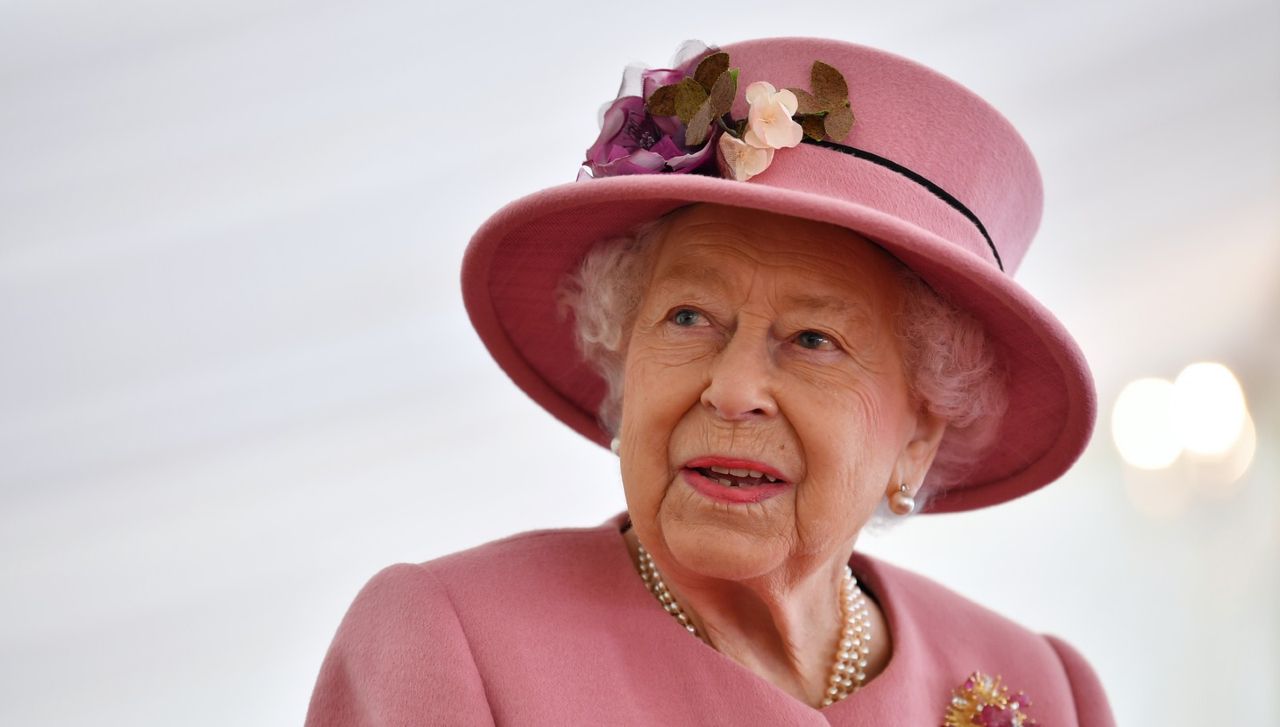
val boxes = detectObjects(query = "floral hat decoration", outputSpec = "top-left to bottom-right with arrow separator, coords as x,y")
581,41 -> 857,183
462,37 -> 1097,513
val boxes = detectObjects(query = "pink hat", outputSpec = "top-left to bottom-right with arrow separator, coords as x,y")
461,37 -> 1096,513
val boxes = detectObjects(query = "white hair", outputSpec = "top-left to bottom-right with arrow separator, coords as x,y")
557,209 -> 1008,517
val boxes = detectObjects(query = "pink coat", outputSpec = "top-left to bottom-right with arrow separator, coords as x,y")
306,515 -> 1115,725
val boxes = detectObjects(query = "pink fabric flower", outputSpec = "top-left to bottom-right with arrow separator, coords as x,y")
717,132 -> 774,181
743,81 -> 803,150
581,95 -> 717,178
713,81 -> 804,181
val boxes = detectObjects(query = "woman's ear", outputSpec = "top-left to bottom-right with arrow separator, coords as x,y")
893,406 -> 948,493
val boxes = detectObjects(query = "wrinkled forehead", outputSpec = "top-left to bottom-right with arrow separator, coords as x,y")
649,203 -> 907,309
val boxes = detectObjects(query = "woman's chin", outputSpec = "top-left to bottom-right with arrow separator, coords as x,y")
661,521 -> 789,582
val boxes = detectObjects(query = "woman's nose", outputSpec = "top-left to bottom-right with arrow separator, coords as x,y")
700,328 -> 778,421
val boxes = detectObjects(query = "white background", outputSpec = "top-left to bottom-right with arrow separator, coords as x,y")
2,1 -> 1277,724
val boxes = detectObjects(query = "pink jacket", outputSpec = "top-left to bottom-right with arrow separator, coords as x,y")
306,516 -> 1115,725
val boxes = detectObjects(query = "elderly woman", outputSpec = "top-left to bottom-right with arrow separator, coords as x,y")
306,38 -> 1114,725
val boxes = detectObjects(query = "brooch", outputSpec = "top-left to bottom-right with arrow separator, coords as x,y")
943,672 -> 1039,727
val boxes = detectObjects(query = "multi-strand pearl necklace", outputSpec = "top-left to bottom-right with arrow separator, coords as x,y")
635,543 -> 873,707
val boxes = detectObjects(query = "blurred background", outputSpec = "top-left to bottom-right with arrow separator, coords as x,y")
2,0 -> 1276,724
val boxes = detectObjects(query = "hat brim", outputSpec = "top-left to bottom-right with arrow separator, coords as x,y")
462,171 -> 1096,514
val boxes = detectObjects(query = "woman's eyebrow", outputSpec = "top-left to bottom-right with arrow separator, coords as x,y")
787,292 -> 883,323
782,293 -> 857,313
781,293 -> 880,332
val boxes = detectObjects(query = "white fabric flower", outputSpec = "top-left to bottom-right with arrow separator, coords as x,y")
743,81 -> 803,150
718,132 -> 774,182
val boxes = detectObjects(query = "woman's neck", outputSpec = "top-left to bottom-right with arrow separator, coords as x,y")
622,527 -> 856,707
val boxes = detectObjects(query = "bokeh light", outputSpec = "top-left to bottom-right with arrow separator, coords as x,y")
1112,363 -> 1254,473
1172,362 -> 1248,456
1190,412 -> 1258,497
1111,377 -> 1181,469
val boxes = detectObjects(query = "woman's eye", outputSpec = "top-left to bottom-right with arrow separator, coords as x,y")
670,308 -> 703,327
794,330 -> 834,350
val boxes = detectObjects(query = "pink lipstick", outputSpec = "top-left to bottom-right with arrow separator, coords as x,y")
681,456 -> 791,504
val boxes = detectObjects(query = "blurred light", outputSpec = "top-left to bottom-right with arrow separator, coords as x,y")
1190,411 -> 1257,497
1172,362 -> 1248,456
1111,378 -> 1181,469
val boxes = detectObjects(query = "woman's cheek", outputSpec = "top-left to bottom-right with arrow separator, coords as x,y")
623,337 -> 714,417
649,331 -> 721,367
788,379 -> 895,496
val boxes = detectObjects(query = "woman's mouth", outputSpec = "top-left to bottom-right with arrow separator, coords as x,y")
681,457 -> 791,504
690,465 -> 783,487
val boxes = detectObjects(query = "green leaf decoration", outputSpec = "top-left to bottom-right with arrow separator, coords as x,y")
811,61 -> 848,106
685,102 -> 714,147
785,60 -> 856,142
694,52 -> 730,92
787,87 -> 823,115
707,69 -> 737,118
800,114 -> 828,141
823,103 -> 855,142
673,77 -> 708,124
646,84 -> 679,116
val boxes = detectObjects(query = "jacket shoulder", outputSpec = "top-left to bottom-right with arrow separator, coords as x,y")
305,562 -> 495,726
1044,633 -> 1118,726
856,552 -> 1116,726
419,522 -> 623,582
306,523 -> 617,727
411,522 -> 638,635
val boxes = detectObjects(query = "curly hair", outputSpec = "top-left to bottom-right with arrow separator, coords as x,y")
557,208 -> 1007,515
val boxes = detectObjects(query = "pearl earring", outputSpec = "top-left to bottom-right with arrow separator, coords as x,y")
889,483 -> 915,515
610,437 -> 621,455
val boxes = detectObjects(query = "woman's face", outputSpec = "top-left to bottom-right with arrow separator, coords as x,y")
618,203 -> 940,583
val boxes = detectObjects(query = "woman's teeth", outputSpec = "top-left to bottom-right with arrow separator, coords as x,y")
702,465 -> 782,485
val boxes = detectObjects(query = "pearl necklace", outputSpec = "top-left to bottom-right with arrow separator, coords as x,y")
635,543 -> 873,706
